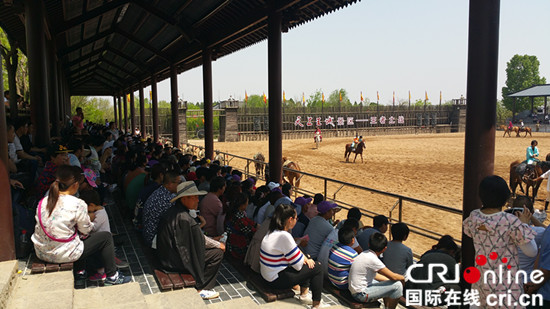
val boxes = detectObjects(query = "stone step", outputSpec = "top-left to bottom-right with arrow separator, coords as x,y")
73,282 -> 147,309
0,260 -> 18,309
207,297 -> 259,309
144,289 -> 207,309
7,271 -> 74,309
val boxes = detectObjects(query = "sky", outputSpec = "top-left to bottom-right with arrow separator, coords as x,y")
98,0 -> 550,106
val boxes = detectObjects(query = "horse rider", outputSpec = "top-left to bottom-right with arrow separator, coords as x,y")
524,140 -> 540,180
520,119 -> 525,130
314,126 -> 322,143
508,120 -> 513,131
351,134 -> 359,151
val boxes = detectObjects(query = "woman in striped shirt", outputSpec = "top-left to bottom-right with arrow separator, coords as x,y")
260,204 -> 324,308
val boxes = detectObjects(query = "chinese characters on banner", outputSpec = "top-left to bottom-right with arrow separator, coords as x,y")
294,115 -> 405,127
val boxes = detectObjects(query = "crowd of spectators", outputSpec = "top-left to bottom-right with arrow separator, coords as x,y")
12,109 -> 550,308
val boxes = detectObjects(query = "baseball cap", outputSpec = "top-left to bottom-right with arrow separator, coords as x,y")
267,182 -> 280,191
294,196 -> 312,207
317,201 -> 339,214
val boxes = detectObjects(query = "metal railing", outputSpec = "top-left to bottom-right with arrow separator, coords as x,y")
189,144 -> 463,256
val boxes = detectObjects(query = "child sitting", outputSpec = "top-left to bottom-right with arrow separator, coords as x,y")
328,227 -> 358,289
382,223 -> 413,275
348,232 -> 404,309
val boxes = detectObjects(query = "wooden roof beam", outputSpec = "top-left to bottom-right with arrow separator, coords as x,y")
59,28 -> 115,56
132,0 -> 194,43
55,0 -> 129,35
94,67 -> 125,88
100,58 -> 140,80
106,46 -> 153,73
66,47 -> 107,67
115,27 -> 171,63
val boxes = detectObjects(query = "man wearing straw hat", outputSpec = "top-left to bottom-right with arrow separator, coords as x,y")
157,181 -> 225,300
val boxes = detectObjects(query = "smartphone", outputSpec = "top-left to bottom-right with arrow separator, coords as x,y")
504,207 -> 524,214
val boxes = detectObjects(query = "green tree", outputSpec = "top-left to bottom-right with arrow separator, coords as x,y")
306,89 -> 324,108
327,89 -> 351,107
496,100 -> 512,124
502,54 -> 547,112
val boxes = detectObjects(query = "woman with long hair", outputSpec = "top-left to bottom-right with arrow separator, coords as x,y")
260,204 -> 324,308
225,192 -> 257,259
31,165 -> 130,285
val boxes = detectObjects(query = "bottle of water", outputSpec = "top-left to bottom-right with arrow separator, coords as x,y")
20,229 -> 28,244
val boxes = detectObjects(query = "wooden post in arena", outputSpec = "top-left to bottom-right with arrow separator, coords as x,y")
462,0 -> 500,292
267,3 -> 283,183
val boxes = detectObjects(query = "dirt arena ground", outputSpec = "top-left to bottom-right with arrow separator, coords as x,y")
192,131 -> 550,255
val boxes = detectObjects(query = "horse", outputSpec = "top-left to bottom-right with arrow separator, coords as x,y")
517,126 -> 533,137
503,126 -> 515,137
282,156 -> 301,188
344,141 -> 366,163
252,152 -> 265,176
509,156 -> 550,201
314,132 -> 321,149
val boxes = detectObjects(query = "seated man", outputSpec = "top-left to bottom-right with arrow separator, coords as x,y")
157,181 -> 224,300
142,171 -> 181,247
303,201 -> 338,260
348,233 -> 404,308
381,223 -> 413,275
199,176 -> 226,237
328,227 -> 358,290
524,140 -> 540,180
357,215 -> 389,251
351,135 -> 359,151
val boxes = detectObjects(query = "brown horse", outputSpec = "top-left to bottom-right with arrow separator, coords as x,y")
282,157 -> 301,188
252,152 -> 265,176
344,141 -> 366,163
503,126 -> 515,137
510,158 -> 550,201
517,127 -> 533,137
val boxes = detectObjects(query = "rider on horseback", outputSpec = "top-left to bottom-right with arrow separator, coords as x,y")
524,140 -> 540,180
508,120 -> 513,131
314,126 -> 322,143
520,119 -> 525,130
350,135 -> 364,153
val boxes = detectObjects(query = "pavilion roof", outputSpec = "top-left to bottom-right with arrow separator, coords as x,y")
0,0 -> 359,96
507,84 -> 550,98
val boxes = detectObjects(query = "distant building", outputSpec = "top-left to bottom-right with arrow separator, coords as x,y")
452,95 -> 466,105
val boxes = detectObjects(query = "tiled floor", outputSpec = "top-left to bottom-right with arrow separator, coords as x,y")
20,189 -> 345,307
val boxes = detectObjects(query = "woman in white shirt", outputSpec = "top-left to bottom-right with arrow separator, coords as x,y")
32,165 -> 129,285
260,204 -> 324,308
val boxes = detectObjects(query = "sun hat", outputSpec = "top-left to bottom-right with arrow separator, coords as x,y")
82,168 -> 98,188
317,201 -> 339,215
294,196 -> 312,207
267,182 -> 280,191
170,181 -> 207,202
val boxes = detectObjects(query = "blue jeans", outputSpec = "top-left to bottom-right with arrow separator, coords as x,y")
352,280 -> 403,302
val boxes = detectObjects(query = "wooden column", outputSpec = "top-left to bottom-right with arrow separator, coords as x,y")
267,4 -> 283,183
170,65 -> 179,146
25,0 -> 50,146
462,0 -> 500,290
139,83 -> 145,137
113,96 -> 117,126
203,49 -> 214,159
130,91 -> 135,134
0,38 -> 15,262
151,75 -> 159,142
123,92 -> 128,133
47,43 -> 60,137
117,95 -> 122,131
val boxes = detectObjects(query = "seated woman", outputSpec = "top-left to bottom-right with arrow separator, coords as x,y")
226,192 -> 257,259
260,204 -> 324,308
31,165 -> 130,285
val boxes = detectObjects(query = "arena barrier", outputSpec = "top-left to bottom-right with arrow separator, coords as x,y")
189,145 -> 463,257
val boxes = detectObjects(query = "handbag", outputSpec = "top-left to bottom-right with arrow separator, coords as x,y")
37,198 -> 77,243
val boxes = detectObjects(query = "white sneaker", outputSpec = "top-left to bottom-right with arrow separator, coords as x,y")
199,289 -> 219,299
309,301 -> 331,309
296,292 -> 313,305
